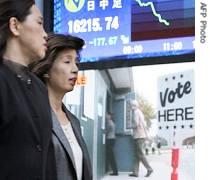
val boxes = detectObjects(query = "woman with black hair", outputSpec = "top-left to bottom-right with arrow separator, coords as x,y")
0,0 -> 57,179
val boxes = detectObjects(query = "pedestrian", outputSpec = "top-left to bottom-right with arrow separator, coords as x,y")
151,141 -> 156,154
157,140 -> 161,155
0,0 -> 57,179
106,112 -> 118,176
129,100 -> 153,178
144,140 -> 150,155
31,33 -> 92,180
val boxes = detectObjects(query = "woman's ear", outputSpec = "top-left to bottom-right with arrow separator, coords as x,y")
43,74 -> 49,78
9,17 -> 21,36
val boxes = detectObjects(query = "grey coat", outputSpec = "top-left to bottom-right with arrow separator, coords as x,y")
52,105 -> 92,180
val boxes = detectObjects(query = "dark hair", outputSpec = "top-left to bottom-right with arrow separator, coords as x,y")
30,33 -> 85,82
0,0 -> 35,59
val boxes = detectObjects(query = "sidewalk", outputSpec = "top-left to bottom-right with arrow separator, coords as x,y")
101,148 -> 194,180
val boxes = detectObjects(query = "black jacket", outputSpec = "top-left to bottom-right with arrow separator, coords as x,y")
0,61 -> 57,180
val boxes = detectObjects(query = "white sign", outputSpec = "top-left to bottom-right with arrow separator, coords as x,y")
157,70 -> 194,147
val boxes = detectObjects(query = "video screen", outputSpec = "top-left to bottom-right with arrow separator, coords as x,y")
53,0 -> 195,65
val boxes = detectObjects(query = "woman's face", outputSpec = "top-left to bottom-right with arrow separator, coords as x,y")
106,114 -> 112,121
17,5 -> 47,63
47,49 -> 79,94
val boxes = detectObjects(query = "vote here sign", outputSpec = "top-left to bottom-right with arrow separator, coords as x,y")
157,70 -> 194,147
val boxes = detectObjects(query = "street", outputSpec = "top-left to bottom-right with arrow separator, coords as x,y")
101,148 -> 194,180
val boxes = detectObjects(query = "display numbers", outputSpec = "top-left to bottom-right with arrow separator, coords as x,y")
89,36 -> 118,46
163,42 -> 183,51
123,45 -> 143,54
68,16 -> 119,34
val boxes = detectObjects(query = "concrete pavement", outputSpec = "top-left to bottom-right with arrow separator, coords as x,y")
101,148 -> 194,180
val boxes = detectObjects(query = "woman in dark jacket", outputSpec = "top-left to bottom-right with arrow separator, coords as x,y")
0,0 -> 57,179
31,33 -> 93,180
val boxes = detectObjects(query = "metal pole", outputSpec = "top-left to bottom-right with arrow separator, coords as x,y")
171,131 -> 179,180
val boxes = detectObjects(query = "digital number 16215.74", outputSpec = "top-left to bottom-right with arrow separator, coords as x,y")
68,16 -> 119,33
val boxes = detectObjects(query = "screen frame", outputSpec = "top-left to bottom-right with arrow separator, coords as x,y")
43,1 -> 195,70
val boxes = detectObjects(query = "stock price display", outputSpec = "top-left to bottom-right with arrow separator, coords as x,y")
54,0 -> 195,63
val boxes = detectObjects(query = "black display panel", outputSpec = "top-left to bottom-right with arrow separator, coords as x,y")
44,0 -> 195,69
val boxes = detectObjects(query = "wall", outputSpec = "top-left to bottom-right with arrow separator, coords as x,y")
94,71 -> 108,180
35,0 -> 43,13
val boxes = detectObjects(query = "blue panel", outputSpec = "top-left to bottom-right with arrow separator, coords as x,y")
113,99 -> 125,134
53,0 -> 194,63
115,135 -> 135,171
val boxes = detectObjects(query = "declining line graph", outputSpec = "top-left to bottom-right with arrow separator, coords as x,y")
135,0 -> 170,26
